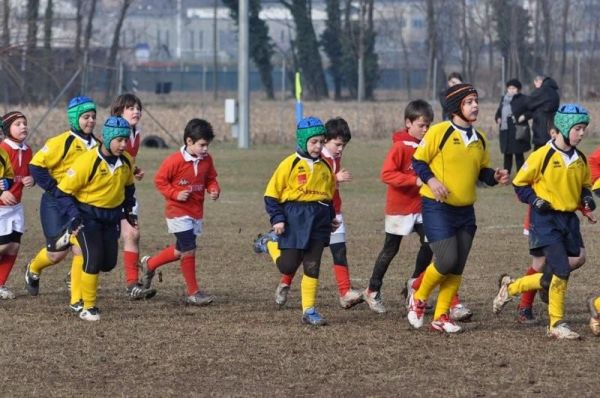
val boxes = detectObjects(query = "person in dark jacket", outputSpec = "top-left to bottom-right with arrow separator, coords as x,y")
495,79 -> 532,174
526,75 -> 560,149
439,72 -> 463,121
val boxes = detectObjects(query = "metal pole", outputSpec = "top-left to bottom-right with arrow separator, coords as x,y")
176,0 -> 182,59
238,0 -> 250,149
501,56 -> 506,87
577,54 -> 581,102
281,57 -> 286,101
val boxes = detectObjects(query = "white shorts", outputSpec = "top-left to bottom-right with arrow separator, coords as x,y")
166,216 -> 203,236
330,213 -> 346,245
384,213 -> 423,236
131,198 -> 140,216
0,203 -> 25,236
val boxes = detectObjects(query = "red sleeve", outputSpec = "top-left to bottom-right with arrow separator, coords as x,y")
154,154 -> 181,200
380,143 -> 417,188
589,148 -> 600,184
205,157 -> 220,193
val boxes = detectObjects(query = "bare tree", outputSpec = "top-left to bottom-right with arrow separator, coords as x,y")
425,0 -> 437,96
105,0 -> 133,103
74,0 -> 83,64
559,0 -> 571,82
539,0 -> 553,75
2,0 -> 9,47
43,0 -> 53,100
24,0 -> 40,103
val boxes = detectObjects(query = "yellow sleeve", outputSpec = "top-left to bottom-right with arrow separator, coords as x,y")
30,134 -> 65,170
264,155 -> 294,201
513,149 -> 543,187
0,149 -> 14,179
477,130 -> 491,169
413,128 -> 441,165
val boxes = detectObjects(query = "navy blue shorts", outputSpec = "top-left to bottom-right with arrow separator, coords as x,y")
39,192 -> 71,251
174,229 -> 197,252
529,210 -> 583,257
76,218 -> 120,274
278,201 -> 332,250
421,198 -> 477,243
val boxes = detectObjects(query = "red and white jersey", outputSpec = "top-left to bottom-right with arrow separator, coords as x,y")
381,129 -> 421,215
321,146 -> 342,214
125,127 -> 142,159
0,138 -> 32,204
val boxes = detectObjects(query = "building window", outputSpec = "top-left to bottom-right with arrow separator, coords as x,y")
199,31 -> 204,50
189,30 -> 195,50
157,28 -> 161,47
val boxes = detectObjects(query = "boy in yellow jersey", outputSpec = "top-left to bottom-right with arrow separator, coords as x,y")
55,116 -> 135,321
26,96 -> 97,303
257,116 -> 337,326
407,83 -> 510,333
493,104 -> 592,339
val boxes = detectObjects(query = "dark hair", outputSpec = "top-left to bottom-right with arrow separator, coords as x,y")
447,72 -> 463,82
111,93 -> 143,116
506,79 -> 522,90
324,117 -> 351,143
547,113 -> 558,134
405,99 -> 434,123
184,118 -> 215,144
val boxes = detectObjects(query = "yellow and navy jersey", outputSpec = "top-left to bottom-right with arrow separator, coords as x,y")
57,148 -> 134,209
513,142 -> 591,212
265,153 -> 335,203
413,121 -> 490,206
0,147 -> 15,180
30,131 -> 97,183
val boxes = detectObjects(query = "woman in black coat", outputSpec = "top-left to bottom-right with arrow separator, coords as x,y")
527,75 -> 560,149
495,79 -> 532,174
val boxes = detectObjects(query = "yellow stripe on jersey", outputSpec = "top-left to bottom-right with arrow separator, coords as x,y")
29,131 -> 97,183
57,148 -> 134,209
264,153 -> 335,203
0,147 -> 14,179
513,144 -> 591,212
413,121 -> 491,206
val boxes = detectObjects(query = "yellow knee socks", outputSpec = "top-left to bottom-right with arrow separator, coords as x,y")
548,275 -> 568,327
81,272 -> 99,310
508,273 -> 542,296
434,274 -> 461,320
414,263 -> 446,302
29,248 -> 56,274
267,241 -> 281,264
69,255 -> 84,305
301,274 -> 319,312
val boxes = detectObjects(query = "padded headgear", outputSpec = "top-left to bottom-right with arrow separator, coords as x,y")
67,96 -> 96,132
102,116 -> 130,151
296,116 -> 326,153
554,103 -> 590,140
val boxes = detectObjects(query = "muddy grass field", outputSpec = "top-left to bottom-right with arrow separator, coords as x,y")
2,133 -> 600,396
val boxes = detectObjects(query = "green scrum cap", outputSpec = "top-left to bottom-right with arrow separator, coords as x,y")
102,116 -> 130,151
296,116 -> 326,153
554,103 -> 590,140
67,96 -> 96,132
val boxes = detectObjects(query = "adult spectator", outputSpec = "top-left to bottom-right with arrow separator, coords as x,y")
439,72 -> 463,121
495,79 -> 531,174
525,75 -> 559,149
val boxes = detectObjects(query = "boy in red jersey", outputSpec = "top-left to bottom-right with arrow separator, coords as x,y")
140,119 -> 220,305
0,112 -> 32,299
264,117 -> 363,309
110,93 -> 156,300
362,100 -> 437,314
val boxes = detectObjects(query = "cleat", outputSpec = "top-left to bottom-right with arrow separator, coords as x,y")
339,289 -> 364,309
403,278 -> 416,309
0,285 -> 15,300
362,289 -> 386,313
275,283 -> 290,306
493,274 -> 513,314
126,283 -> 157,300
253,231 -> 278,254
185,291 -> 215,306
431,313 -> 462,333
407,292 -> 427,329
449,303 -> 473,322
547,322 -> 580,339
517,306 -> 538,325
587,295 -> 600,336
79,307 -> 101,321
68,300 -> 83,314
139,256 -> 155,289
24,262 -> 40,296
64,272 -> 71,291
301,307 -> 327,326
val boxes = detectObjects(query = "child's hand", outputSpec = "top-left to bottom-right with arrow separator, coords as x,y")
496,118 -> 501,125
336,168 -> 352,183
133,166 -> 145,181
331,217 -> 341,232
176,190 -> 190,201
22,176 -> 35,187
427,177 -> 449,202
416,177 -> 423,187
0,190 -> 16,205
517,115 -> 526,123
272,222 -> 285,235
208,190 -> 220,200
581,206 -> 598,224
494,168 -> 510,185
